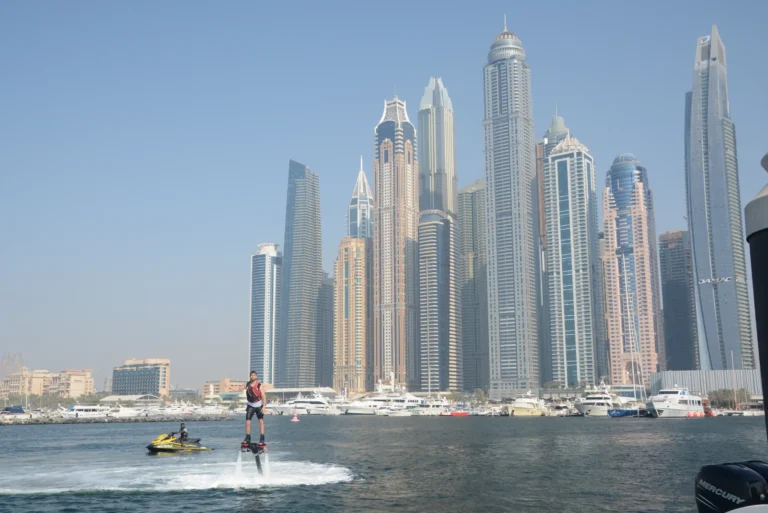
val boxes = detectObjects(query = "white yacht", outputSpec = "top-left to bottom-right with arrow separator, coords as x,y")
343,392 -> 424,415
574,381 -> 615,417
272,392 -> 336,415
60,404 -> 113,419
509,391 -> 549,416
413,397 -> 450,416
110,405 -> 148,418
646,387 -> 704,418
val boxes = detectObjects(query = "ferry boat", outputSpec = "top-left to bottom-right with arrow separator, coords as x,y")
646,387 -> 705,418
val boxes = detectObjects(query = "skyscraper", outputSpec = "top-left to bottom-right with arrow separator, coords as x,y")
595,232 -> 610,381
418,210 -> 461,392
373,97 -> 419,389
483,21 -> 539,399
545,135 -> 599,387
685,25 -> 754,370
249,243 -> 281,384
603,154 -> 664,386
418,77 -> 457,216
417,77 -> 461,392
316,272 -> 334,387
536,113 -> 571,385
459,180 -> 489,392
333,236 -> 372,395
280,160 -> 322,387
659,230 -> 700,371
348,156 -> 374,239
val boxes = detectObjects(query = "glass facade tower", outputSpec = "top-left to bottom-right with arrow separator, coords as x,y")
685,25 -> 754,370
483,23 -> 539,399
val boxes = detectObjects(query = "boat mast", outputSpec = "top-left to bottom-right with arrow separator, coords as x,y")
730,350 -> 738,410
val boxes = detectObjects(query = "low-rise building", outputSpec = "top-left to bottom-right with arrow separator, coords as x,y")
201,378 -> 247,401
169,388 -> 198,400
112,359 -> 170,397
49,369 -> 94,398
649,369 -> 763,396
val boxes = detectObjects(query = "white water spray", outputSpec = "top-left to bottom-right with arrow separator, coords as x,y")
263,453 -> 271,478
234,451 -> 243,481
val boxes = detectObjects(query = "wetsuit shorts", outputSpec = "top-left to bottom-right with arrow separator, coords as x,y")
246,405 -> 264,420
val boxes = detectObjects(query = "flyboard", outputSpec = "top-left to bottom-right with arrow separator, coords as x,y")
240,440 -> 268,475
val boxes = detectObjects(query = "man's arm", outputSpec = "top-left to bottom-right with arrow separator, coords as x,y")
261,389 -> 267,408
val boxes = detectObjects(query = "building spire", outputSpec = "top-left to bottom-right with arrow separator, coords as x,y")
503,14 -> 507,31
555,100 -> 558,116
360,154 -> 364,172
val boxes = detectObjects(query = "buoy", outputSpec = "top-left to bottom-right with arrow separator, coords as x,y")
290,410 -> 300,422
687,412 -> 692,418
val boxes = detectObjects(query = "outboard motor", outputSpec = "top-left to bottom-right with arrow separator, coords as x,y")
695,464 -> 768,512
694,153 -> 768,512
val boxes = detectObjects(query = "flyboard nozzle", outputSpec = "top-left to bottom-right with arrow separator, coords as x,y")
747,153 -> 768,446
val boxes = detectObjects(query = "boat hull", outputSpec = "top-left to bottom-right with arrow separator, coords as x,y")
575,404 -> 610,417
646,401 -> 704,418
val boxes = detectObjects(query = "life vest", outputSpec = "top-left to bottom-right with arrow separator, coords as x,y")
246,381 -> 262,403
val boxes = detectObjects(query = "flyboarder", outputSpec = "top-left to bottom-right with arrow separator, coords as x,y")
243,371 -> 266,446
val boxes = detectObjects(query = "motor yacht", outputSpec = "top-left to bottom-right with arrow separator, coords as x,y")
508,391 -> 549,416
646,387 -> 704,418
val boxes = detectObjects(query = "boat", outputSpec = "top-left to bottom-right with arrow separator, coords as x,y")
410,397 -> 449,416
343,384 -> 424,415
439,410 -> 469,417
59,404 -> 113,419
272,391 -> 337,415
110,405 -> 148,418
646,387 -> 705,418
146,433 -> 212,453
509,391 -> 549,416
574,381 -> 615,417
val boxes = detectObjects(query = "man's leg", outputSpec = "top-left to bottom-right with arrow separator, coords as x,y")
245,419 -> 251,436
258,409 -> 265,443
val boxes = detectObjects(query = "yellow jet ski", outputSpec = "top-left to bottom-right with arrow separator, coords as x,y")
146,433 -> 213,453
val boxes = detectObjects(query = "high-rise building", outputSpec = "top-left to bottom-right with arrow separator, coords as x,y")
603,154 -> 664,386
112,359 -> 171,396
659,230 -> 700,371
316,272 -> 334,387
536,113 -> 571,385
348,156 -> 374,239
280,160 -> 322,387
685,25 -> 754,370
595,232 -> 610,381
459,180 -> 489,392
483,21 -> 539,399
333,237 -> 372,395
545,135 -> 600,387
417,77 -> 461,392
418,77 -> 457,216
373,97 -> 419,390
249,243 -> 281,384
418,211 -> 461,392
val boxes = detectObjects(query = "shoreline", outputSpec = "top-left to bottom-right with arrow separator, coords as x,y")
0,415 -> 237,426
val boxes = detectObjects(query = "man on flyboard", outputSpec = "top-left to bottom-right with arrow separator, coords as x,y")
243,370 -> 266,447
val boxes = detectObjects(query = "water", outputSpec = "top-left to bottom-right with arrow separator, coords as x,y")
0,416 -> 766,512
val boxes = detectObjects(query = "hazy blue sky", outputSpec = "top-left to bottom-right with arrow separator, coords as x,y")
2,1 -> 766,389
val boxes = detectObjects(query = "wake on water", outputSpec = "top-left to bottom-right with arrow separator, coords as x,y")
0,449 -> 352,495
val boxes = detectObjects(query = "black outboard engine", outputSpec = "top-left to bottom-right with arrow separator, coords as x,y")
695,463 -> 768,512
695,154 -> 768,512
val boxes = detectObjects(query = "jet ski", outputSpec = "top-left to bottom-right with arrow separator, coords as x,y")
146,433 -> 213,453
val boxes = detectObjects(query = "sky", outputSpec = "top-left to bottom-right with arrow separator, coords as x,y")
2,1 -> 767,389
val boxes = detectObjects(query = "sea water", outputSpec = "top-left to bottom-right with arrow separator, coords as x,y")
0,416 -> 766,512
